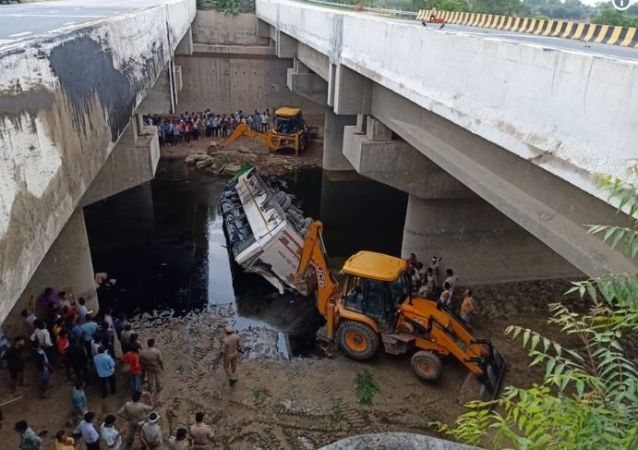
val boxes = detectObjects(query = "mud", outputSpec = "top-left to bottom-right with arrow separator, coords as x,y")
162,135 -> 323,177
0,283 -> 579,449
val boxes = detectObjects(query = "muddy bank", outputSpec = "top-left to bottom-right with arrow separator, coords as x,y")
0,283 -> 579,449
162,135 -> 323,177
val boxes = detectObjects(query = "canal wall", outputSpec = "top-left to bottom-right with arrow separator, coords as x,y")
175,11 -> 324,123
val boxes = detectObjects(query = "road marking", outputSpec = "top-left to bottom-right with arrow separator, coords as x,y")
63,21 -> 77,26
8,31 -> 33,37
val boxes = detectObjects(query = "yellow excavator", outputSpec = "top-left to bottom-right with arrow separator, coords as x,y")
222,107 -> 316,155
293,221 -> 506,400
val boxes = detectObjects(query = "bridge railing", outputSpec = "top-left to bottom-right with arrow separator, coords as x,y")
299,0 -> 417,17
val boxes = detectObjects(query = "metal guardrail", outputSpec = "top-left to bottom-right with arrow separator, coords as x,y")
301,0 -> 417,17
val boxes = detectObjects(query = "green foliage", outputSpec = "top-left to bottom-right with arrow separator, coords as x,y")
411,0 -> 468,13
591,5 -> 638,28
328,405 -> 344,423
197,0 -> 255,14
437,177 -> 638,450
355,370 -> 380,405
252,387 -> 270,404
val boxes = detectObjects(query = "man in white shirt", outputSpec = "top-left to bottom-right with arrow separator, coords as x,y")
100,414 -> 122,450
444,268 -> 458,298
75,411 -> 100,450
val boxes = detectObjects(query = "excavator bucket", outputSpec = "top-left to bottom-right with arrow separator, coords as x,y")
478,346 -> 506,401
458,343 -> 506,404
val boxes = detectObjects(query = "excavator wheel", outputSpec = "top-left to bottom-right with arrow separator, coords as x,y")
336,322 -> 380,360
411,351 -> 442,381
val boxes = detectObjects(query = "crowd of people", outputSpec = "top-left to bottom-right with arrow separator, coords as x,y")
2,275 -> 243,450
406,254 -> 476,324
146,109 -> 273,146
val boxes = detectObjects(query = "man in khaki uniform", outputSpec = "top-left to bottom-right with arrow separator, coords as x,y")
189,412 -> 215,450
220,326 -> 241,385
118,391 -> 153,450
140,338 -> 164,397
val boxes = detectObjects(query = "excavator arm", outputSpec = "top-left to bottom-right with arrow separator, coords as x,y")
222,123 -> 279,151
293,220 -> 340,341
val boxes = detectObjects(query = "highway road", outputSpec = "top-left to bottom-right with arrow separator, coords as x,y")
421,22 -> 638,61
0,0 -> 175,45
1,0 -> 638,61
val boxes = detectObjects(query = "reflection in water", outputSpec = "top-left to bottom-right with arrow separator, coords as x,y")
84,160 -> 407,356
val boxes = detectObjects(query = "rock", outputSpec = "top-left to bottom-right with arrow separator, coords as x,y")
221,162 -> 242,176
184,155 -> 196,165
196,157 -> 214,169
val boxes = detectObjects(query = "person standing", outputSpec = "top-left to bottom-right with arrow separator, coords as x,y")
168,428 -> 189,450
220,326 -> 241,385
69,338 -> 90,386
56,328 -> 71,379
81,315 -> 99,360
444,268 -> 458,298
72,381 -> 89,419
55,430 -> 76,450
94,347 -> 116,398
140,338 -> 164,398
100,414 -> 123,450
6,336 -> 27,393
460,289 -> 476,324
75,412 -> 100,450
15,420 -> 42,450
30,320 -> 56,367
189,412 -> 215,450
418,267 -> 436,299
32,339 -> 52,399
77,297 -> 90,324
118,392 -> 153,450
438,282 -> 452,311
121,347 -> 143,395
140,412 -> 163,450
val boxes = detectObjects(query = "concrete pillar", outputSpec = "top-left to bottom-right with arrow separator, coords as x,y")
323,110 -> 357,171
3,209 -> 97,334
402,195 -> 581,285
257,19 -> 271,38
81,119 -> 160,206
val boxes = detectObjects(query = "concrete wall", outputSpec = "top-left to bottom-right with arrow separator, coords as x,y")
3,209 -> 97,336
0,0 -> 196,324
256,0 -> 638,212
175,10 -> 323,120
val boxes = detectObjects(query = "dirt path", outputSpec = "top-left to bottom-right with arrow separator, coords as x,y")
0,279 -> 578,449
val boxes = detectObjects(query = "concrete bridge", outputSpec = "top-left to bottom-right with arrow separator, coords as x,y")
256,0 -> 638,284
0,0 -> 196,325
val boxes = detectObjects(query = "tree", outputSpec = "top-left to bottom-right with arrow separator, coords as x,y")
437,177 -> 638,450
411,0 -> 469,12
591,5 -> 638,27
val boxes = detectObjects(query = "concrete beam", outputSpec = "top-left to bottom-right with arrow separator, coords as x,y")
287,59 -> 329,105
371,84 -> 637,277
81,119 -> 160,206
323,110 -> 357,171
2,209 -> 97,334
257,19 -> 272,38
138,65 -> 175,115
342,122 -> 473,199
276,30 -> 297,58
334,64 -> 371,115
297,42 -> 330,81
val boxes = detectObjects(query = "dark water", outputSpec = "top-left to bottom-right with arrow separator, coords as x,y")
84,160 -> 407,354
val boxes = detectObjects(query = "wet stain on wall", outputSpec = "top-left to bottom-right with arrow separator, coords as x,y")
49,36 -> 136,142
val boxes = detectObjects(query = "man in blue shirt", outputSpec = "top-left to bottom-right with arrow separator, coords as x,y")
80,315 -> 98,360
93,347 -> 116,398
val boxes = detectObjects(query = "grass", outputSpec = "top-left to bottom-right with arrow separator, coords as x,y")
354,370 -> 380,406
252,387 -> 270,404
328,405 -> 344,423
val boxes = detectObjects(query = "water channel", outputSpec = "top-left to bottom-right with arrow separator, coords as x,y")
84,159 -> 407,355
